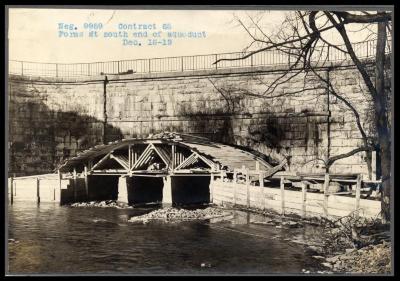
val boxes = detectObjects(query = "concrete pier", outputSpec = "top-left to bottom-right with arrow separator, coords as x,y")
162,176 -> 173,207
117,176 -> 129,204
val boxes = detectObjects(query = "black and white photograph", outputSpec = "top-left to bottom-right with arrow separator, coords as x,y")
5,5 -> 394,275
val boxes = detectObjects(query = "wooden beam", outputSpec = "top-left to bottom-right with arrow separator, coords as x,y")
175,152 -> 196,170
171,144 -> 176,170
195,153 -> 215,169
92,169 -> 128,172
128,145 -> 132,170
132,144 -> 153,170
151,144 -> 171,168
110,154 -> 129,170
91,151 -> 113,171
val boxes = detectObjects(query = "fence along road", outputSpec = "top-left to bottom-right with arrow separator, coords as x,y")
8,39 -> 390,79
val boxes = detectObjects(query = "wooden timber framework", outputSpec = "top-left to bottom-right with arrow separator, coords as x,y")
57,133 -> 276,178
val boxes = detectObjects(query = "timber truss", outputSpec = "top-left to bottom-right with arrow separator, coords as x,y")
58,134 -> 275,177
62,141 -> 220,176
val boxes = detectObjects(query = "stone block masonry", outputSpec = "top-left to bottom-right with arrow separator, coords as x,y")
8,61 -> 389,177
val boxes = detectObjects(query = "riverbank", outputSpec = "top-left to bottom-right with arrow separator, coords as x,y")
216,204 -> 392,274
68,200 -> 391,274
322,241 -> 391,274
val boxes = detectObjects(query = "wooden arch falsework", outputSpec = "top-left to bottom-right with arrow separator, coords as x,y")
58,132 -> 279,178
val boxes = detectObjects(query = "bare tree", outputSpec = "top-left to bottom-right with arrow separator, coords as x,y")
213,11 -> 392,221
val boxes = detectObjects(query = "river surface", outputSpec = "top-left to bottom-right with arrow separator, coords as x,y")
7,202 -> 325,275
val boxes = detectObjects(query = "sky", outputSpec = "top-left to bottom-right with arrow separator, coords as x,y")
7,8 -> 382,64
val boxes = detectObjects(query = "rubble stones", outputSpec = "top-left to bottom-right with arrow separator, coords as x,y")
70,200 -> 132,208
128,207 -> 231,223
324,241 -> 391,274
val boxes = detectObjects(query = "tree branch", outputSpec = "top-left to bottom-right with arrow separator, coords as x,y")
326,146 -> 373,168
331,11 -> 391,23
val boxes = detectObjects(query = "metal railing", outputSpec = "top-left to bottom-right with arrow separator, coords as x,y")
8,39 -> 391,78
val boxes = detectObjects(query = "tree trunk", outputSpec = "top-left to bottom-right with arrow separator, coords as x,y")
375,18 -> 391,222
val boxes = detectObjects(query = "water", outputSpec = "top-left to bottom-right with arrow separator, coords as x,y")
7,202 -> 325,274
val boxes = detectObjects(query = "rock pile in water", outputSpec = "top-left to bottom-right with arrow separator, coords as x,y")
323,241 -> 391,273
70,200 -> 128,208
128,207 -> 230,223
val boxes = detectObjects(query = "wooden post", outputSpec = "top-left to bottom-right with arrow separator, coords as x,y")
210,174 -> 214,203
58,170 -> 62,204
171,144 -> 176,171
355,174 -> 362,218
256,161 -> 260,171
10,176 -> 14,204
233,170 -> 237,205
135,151 -> 139,166
84,165 -> 89,200
301,180 -> 307,218
323,173 -> 330,217
246,169 -> 250,208
259,172 -> 265,210
13,173 -> 16,196
280,176 -> 285,215
36,177 -> 40,204
73,168 -> 77,202
128,145 -> 132,170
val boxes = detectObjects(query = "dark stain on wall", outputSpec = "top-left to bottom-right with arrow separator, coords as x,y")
8,99 -> 123,176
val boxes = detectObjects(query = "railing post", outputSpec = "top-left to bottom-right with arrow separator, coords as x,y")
301,180 -> 307,218
36,177 -> 40,205
73,168 -> 77,202
280,176 -> 285,215
246,169 -> 250,208
181,56 -> 184,72
13,173 -> 16,196
87,63 -> 90,76
259,172 -> 265,210
84,165 -> 89,200
233,170 -> 237,205
215,54 -> 218,70
148,59 -> 151,73
55,63 -> 58,78
10,176 -> 14,205
118,61 -> 120,74
323,173 -> 330,217
21,61 -> 24,76
355,174 -> 362,218
251,55 -> 253,67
